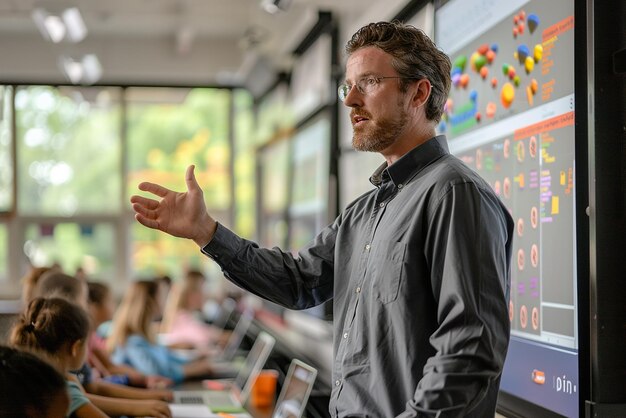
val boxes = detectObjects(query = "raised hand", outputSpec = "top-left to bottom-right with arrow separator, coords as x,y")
130,165 -> 217,247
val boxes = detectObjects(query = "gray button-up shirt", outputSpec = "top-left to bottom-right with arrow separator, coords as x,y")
202,135 -> 513,417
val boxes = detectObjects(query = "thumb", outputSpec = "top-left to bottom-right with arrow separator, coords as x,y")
185,165 -> 201,192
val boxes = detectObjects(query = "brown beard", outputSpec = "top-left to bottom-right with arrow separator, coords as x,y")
351,97 -> 408,152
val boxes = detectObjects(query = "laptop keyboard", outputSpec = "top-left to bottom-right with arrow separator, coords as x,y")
207,392 -> 237,405
179,396 -> 205,404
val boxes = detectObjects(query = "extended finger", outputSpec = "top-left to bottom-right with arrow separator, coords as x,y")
138,181 -> 174,198
130,195 -> 160,210
135,213 -> 161,231
131,202 -> 159,220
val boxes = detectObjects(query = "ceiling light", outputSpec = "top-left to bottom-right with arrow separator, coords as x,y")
32,9 -> 65,43
32,7 -> 87,43
62,8 -> 87,43
260,0 -> 292,14
59,54 -> 102,85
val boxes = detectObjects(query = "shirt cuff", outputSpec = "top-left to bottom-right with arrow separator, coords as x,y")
200,222 -> 241,267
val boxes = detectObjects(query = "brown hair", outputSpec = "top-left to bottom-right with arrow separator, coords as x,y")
160,270 -> 206,332
34,271 -> 86,305
107,280 -> 159,351
9,297 -> 90,356
178,270 -> 206,311
345,21 -> 451,122
0,345 -> 67,418
21,266 -> 54,305
87,281 -> 111,305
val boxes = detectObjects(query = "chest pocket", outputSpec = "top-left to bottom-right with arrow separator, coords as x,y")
369,240 -> 407,304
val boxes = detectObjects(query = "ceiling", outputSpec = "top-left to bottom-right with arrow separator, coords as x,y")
0,0 -> 379,88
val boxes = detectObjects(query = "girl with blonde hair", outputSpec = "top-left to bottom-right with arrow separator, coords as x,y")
108,280 -> 214,383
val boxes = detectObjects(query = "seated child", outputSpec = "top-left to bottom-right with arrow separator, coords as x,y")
108,280 -> 215,383
33,271 -> 173,418
20,265 -> 58,308
87,281 -> 172,388
159,269 -> 223,351
0,345 -> 69,418
9,297 -> 108,418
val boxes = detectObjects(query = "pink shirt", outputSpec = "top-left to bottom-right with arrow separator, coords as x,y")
161,311 -> 219,348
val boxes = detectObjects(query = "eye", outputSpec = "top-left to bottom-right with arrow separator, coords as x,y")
365,77 -> 378,86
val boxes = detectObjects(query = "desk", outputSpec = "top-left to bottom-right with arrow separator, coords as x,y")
203,308 -> 332,418
246,310 -> 333,418
174,379 -> 272,418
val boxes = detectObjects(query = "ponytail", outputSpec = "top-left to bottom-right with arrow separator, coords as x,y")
10,297 -> 90,355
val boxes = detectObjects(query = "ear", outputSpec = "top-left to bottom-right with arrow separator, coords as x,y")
409,78 -> 432,109
70,340 -> 83,357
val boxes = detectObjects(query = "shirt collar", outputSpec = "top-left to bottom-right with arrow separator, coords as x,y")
369,135 -> 449,187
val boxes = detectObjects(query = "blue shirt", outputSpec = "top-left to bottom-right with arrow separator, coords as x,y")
66,380 -> 89,417
112,334 -> 187,383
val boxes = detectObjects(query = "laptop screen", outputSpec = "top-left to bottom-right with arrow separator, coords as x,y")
237,332 -> 275,402
273,359 -> 317,418
221,308 -> 253,361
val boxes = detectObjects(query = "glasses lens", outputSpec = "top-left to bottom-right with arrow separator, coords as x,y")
338,84 -> 350,101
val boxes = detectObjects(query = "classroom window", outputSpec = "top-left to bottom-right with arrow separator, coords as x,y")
126,87 -> 232,279
0,86 -> 13,213
0,223 -> 7,281
233,89 -> 256,238
15,86 -> 122,216
23,222 -> 116,280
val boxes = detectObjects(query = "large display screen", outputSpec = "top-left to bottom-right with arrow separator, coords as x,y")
435,1 -> 578,416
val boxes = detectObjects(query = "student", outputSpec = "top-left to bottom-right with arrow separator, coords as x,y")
108,280 -> 214,383
20,265 -> 57,307
87,281 -> 173,389
0,345 -> 69,418
159,269 -> 223,350
154,275 -> 172,321
9,297 -> 108,418
34,271 -> 174,418
131,21 -> 514,417
33,271 -> 88,306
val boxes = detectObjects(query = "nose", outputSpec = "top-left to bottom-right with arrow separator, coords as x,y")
342,84 -> 363,108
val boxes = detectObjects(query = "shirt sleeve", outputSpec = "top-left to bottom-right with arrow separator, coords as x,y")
401,182 -> 513,418
66,380 -> 90,416
201,220 -> 337,310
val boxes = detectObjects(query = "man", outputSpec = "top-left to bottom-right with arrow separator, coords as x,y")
131,22 -> 513,418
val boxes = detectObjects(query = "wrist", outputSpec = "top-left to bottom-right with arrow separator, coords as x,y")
193,216 -> 217,248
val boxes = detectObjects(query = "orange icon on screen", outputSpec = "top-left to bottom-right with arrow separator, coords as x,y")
532,369 -> 546,384
520,304 -> 528,328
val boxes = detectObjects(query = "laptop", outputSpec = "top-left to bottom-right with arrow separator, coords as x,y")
272,359 -> 318,418
216,308 -> 254,362
170,358 -> 317,418
207,298 -> 237,336
172,331 -> 276,413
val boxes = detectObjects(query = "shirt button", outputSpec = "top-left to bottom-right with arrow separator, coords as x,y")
379,202 -> 385,208
335,380 -> 341,387
343,332 -> 348,339
356,287 -> 361,293
365,244 -> 370,250
398,183 -> 403,189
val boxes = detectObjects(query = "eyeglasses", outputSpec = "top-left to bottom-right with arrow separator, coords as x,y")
337,76 -> 418,102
